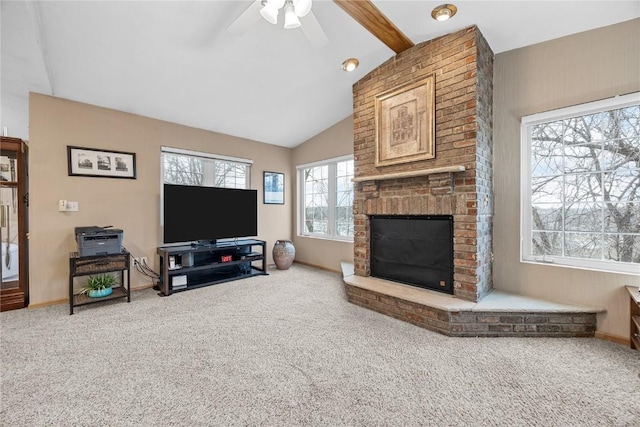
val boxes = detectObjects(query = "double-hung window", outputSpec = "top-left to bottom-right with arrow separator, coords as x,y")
521,93 -> 639,275
161,146 -> 251,189
297,156 -> 354,240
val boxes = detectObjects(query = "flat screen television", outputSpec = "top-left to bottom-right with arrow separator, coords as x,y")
163,184 -> 258,244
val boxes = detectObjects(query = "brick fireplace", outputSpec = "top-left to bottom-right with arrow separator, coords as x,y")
352,26 -> 494,303
344,26 -> 599,338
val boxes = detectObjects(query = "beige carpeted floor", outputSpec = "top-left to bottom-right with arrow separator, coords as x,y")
1,264 -> 639,426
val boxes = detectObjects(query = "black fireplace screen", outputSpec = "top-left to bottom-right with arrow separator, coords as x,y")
370,215 -> 454,294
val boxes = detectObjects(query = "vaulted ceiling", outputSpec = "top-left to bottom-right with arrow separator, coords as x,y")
2,1 -> 639,146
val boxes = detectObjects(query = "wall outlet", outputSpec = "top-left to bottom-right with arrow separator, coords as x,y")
135,257 -> 148,266
58,200 -> 79,212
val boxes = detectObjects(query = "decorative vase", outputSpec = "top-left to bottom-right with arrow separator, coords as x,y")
272,240 -> 295,270
88,287 -> 113,298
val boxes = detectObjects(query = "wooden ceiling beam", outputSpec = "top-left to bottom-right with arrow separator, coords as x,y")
333,0 -> 414,54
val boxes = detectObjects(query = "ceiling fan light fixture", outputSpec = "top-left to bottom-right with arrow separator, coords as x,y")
293,0 -> 312,17
431,4 -> 457,22
283,1 -> 301,29
268,0 -> 286,9
342,58 -> 359,72
260,4 -> 279,25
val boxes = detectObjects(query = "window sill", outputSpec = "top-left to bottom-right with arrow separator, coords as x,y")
521,258 -> 639,276
297,234 -> 354,244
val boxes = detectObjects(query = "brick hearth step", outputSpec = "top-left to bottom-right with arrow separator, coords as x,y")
341,262 -> 603,338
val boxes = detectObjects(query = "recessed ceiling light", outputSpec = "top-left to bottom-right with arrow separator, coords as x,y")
431,4 -> 457,22
342,58 -> 359,72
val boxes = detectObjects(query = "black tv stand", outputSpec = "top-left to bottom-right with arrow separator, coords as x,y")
191,239 -> 217,247
156,239 -> 267,296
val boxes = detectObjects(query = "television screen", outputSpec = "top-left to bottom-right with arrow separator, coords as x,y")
163,184 -> 258,244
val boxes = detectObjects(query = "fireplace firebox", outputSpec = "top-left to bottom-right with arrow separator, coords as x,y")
370,215 -> 454,294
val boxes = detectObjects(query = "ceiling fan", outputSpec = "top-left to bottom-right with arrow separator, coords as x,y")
228,0 -> 329,48
228,0 -> 414,54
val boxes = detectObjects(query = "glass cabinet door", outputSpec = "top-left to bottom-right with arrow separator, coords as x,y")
0,151 -> 19,290
0,137 -> 28,311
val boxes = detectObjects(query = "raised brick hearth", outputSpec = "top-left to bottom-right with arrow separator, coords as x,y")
342,263 -> 600,337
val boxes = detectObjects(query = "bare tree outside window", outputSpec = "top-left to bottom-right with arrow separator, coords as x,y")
336,160 -> 354,237
304,165 -> 329,234
529,103 -> 639,267
300,158 -> 354,239
163,152 -> 248,189
163,154 -> 203,186
215,161 -> 247,189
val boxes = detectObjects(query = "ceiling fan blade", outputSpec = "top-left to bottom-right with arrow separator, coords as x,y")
300,12 -> 329,49
227,0 -> 263,34
333,0 -> 413,54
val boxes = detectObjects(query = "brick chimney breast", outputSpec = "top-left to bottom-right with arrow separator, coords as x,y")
352,26 -> 494,302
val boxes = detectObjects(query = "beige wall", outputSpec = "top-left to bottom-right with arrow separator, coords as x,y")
291,116 -> 354,272
29,93 -> 293,305
493,19 -> 640,338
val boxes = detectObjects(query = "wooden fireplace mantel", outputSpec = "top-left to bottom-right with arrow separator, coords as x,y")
352,165 -> 465,183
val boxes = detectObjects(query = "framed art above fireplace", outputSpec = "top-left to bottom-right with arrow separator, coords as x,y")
374,74 -> 435,167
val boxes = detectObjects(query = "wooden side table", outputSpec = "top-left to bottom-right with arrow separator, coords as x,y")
69,249 -> 131,315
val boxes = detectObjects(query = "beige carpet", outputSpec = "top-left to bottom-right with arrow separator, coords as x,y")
1,264 -> 639,426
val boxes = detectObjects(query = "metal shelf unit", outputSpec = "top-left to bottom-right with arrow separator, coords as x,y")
68,249 -> 131,315
156,239 -> 267,296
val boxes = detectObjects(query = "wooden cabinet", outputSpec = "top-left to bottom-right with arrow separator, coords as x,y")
628,286 -> 640,350
0,137 -> 28,311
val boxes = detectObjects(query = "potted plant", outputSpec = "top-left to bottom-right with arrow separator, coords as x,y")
79,274 -> 117,298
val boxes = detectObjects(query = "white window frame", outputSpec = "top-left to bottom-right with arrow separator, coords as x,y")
161,146 -> 252,188
297,155 -> 354,242
520,92 -> 640,275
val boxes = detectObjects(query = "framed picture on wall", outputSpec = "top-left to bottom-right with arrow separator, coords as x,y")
67,146 -> 137,179
374,74 -> 436,167
263,171 -> 284,204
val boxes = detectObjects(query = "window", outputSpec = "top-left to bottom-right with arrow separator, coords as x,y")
521,93 -> 640,275
161,147 -> 251,189
297,156 -> 354,240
